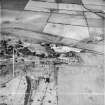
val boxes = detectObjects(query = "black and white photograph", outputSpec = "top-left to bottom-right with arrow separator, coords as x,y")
0,0 -> 105,105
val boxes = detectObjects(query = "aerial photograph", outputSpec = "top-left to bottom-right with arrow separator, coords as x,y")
0,0 -> 105,105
